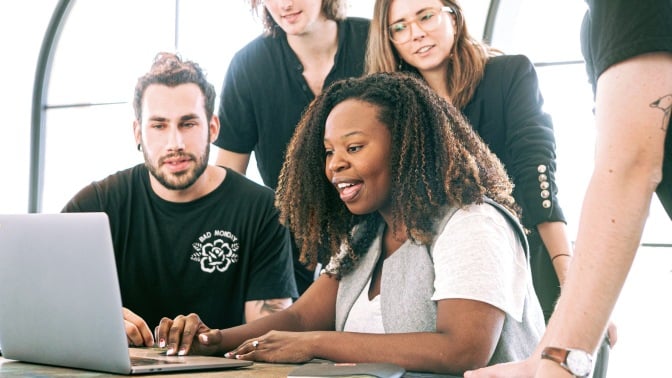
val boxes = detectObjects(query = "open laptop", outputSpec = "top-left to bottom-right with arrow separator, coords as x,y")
0,212 -> 252,374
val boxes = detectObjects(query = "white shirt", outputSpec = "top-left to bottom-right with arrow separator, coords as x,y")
342,277 -> 385,333
431,203 -> 529,321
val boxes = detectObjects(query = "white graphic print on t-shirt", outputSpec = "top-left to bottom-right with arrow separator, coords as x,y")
191,230 -> 240,273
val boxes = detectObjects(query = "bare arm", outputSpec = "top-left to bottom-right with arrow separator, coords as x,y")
244,298 -> 292,323
214,146 -> 251,175
536,221 -> 573,285
464,51 -> 672,378
298,299 -> 504,375
228,297 -> 505,375
537,51 -> 672,376
163,271 -> 505,374
538,221 -> 619,346
157,274 -> 339,356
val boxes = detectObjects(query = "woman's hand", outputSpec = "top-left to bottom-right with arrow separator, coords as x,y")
224,330 -> 317,363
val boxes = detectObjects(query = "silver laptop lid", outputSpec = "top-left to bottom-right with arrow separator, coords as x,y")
0,213 -> 252,375
0,213 -> 132,374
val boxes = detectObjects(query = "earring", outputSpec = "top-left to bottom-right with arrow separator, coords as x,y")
137,143 -> 142,152
398,60 -> 404,70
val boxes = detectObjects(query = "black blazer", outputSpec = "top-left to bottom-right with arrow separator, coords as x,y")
462,54 -> 565,229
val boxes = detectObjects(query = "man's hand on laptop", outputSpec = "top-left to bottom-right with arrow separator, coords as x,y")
155,313 -> 221,356
123,307 -> 155,347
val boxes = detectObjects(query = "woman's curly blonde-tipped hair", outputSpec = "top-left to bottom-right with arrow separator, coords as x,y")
275,72 -> 518,277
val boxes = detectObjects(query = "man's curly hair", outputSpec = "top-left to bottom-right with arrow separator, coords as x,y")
275,72 -> 518,276
133,52 -> 216,123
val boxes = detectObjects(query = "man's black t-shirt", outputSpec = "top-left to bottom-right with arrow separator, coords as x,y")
63,165 -> 297,329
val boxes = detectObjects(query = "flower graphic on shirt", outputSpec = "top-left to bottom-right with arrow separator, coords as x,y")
191,230 -> 239,273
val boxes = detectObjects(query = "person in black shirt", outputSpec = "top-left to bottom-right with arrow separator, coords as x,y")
213,0 -> 370,294
63,52 -> 297,350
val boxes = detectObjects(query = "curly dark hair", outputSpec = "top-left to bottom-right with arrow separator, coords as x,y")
133,52 -> 216,123
276,72 -> 518,276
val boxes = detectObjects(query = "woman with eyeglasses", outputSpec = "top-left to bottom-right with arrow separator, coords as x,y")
366,1 -> 615,375
367,0 -> 572,327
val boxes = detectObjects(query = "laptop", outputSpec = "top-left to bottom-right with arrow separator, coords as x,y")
0,212 -> 252,374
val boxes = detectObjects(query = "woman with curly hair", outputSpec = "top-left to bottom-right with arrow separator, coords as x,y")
154,72 -> 545,375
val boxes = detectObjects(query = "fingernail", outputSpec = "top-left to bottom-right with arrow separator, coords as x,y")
235,355 -> 241,359
224,352 -> 231,358
166,348 -> 174,355
199,334 -> 208,343
178,348 -> 186,356
159,339 -> 166,348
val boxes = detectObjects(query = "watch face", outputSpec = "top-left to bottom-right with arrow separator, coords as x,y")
567,349 -> 593,376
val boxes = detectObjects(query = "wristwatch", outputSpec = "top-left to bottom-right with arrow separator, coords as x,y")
541,346 -> 593,377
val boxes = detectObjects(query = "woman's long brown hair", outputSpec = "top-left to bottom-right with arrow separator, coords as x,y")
365,0 -> 500,109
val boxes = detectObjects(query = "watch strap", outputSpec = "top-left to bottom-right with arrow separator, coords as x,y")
541,346 -> 570,373
541,346 -> 591,377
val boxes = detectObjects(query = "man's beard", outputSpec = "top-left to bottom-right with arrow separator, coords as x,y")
144,142 -> 210,191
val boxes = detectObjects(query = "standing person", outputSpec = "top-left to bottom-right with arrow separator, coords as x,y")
213,0 -> 370,294
465,0 -> 672,377
153,73 -> 546,375
63,52 -> 298,349
366,0 -> 572,325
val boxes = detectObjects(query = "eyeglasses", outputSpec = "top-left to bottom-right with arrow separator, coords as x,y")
388,6 -> 454,44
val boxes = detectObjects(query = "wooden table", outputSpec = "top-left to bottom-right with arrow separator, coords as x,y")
0,356 -> 298,377
0,356 -> 461,377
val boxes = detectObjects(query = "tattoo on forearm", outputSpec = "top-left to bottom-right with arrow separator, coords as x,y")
649,94 -> 672,131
